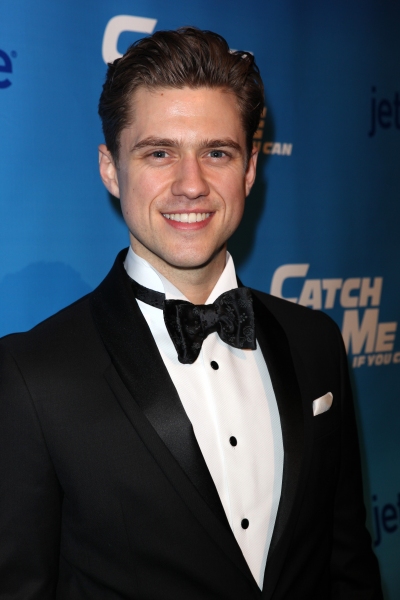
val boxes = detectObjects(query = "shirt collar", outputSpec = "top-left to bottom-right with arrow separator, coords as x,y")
124,246 -> 238,304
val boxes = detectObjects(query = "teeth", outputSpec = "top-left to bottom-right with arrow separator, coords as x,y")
162,212 -> 210,222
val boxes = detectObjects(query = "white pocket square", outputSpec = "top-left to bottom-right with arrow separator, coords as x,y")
312,392 -> 333,416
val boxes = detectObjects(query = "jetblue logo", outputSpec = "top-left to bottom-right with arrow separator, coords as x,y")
271,264 -> 399,367
372,492 -> 400,548
368,86 -> 400,137
102,15 -> 157,64
0,49 -> 14,89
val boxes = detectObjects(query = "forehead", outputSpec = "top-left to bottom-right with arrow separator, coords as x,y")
121,86 -> 245,147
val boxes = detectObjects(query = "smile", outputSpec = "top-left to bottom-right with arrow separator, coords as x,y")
162,212 -> 211,223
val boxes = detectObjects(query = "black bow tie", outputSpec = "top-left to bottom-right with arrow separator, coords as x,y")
131,279 -> 256,364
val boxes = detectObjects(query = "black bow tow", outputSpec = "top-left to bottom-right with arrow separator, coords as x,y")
131,280 -> 256,364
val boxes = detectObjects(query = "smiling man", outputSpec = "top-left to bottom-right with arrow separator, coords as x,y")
98,85 -> 254,303
0,27 -> 383,599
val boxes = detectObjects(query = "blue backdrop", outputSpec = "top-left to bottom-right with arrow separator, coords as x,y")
1,2 -> 399,596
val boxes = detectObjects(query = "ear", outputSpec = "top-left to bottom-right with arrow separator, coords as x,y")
98,144 -> 120,198
244,146 -> 258,196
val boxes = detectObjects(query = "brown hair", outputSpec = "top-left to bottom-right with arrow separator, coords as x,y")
98,26 -> 264,163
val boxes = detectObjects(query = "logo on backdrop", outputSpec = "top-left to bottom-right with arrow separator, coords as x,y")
253,107 -> 293,157
368,86 -> 400,137
271,264 -> 399,368
102,15 -> 157,64
372,492 -> 400,548
0,48 -> 15,89
102,18 -> 293,158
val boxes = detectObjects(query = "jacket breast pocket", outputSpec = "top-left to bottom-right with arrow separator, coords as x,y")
312,401 -> 339,440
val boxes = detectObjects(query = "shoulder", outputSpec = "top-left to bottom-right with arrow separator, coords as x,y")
0,292 -> 109,380
1,292 -> 91,349
251,288 -> 339,333
251,288 -> 344,361
0,249 -> 134,380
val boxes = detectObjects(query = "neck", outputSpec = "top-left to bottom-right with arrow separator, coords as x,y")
131,242 -> 226,304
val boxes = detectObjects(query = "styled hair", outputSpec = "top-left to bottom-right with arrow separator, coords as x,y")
98,26 -> 264,163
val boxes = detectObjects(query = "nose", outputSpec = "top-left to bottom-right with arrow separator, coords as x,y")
171,156 -> 210,200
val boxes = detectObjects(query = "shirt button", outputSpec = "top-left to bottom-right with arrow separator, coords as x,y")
241,518 -> 249,530
229,436 -> 237,446
210,361 -> 219,370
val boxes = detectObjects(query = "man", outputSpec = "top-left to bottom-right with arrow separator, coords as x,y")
0,27 -> 382,599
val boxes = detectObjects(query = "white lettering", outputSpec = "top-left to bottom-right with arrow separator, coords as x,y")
340,278 -> 361,308
359,277 -> 383,307
362,353 -> 396,366
342,308 -> 378,354
281,143 -> 293,156
358,355 -> 366,367
375,322 -> 397,352
384,353 -> 392,364
102,15 -> 157,64
271,143 -> 281,155
270,264 -> 310,302
298,279 -> 322,310
261,141 -> 292,156
270,269 -> 398,363
322,278 -> 343,309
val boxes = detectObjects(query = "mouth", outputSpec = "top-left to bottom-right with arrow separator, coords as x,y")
162,212 -> 211,223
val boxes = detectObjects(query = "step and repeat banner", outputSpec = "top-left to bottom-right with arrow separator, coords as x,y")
1,1 -> 399,596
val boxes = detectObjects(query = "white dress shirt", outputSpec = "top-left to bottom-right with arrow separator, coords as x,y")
124,247 -> 283,589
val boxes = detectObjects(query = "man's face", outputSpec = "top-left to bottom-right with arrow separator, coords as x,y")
99,86 -> 257,275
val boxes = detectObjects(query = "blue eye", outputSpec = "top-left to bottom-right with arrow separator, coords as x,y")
210,150 -> 224,158
152,150 -> 167,158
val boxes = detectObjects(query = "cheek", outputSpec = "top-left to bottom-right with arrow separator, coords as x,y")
128,173 -> 167,211
216,170 -> 246,202
119,179 -> 148,220
223,182 -> 246,219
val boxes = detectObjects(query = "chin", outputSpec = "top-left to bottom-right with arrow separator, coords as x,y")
166,256 -> 213,270
164,248 -> 224,271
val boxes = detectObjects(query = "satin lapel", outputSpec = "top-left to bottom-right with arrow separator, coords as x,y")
89,252 -> 258,590
251,291 -> 305,599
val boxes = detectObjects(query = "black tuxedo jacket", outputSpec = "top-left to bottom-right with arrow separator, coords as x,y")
0,250 -> 382,599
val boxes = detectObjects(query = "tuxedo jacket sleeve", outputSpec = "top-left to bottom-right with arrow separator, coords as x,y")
0,251 -> 383,599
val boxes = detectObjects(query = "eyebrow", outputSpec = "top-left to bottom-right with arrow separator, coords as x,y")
130,137 -> 242,153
